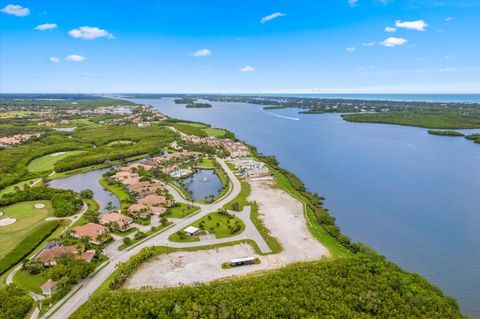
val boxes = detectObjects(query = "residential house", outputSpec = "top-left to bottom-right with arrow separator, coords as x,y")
100,212 -> 133,231
71,223 -> 109,245
138,194 -> 172,207
36,245 -> 96,267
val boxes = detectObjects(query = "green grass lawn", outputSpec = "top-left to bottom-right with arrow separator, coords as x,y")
169,212 -> 244,242
0,200 -> 54,259
223,181 -> 251,211
98,177 -> 134,211
197,157 -> 215,168
106,140 -> 135,146
203,127 -> 226,138
27,151 -> 85,173
13,269 -> 47,295
0,178 -> 42,196
164,203 -> 200,218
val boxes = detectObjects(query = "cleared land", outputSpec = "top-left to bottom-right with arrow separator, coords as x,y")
0,200 -> 53,258
27,151 -> 85,172
127,179 -> 328,288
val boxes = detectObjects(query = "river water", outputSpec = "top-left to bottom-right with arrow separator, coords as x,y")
130,97 -> 480,317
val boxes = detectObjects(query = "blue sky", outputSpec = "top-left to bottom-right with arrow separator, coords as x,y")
1,0 -> 479,93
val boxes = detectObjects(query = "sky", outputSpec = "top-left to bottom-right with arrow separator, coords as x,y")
1,0 -> 479,94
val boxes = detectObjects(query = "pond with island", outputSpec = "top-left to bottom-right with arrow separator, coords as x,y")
48,168 -> 119,213
178,169 -> 223,201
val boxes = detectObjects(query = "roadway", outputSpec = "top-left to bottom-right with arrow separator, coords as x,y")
43,157 -> 269,319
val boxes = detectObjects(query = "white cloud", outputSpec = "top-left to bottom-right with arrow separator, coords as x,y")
239,65 -> 255,73
381,37 -> 407,47
395,20 -> 428,31
348,0 -> 358,6
1,4 -> 30,16
49,56 -> 60,63
363,42 -> 376,47
346,47 -> 356,53
385,26 -> 397,32
66,55 -> 86,62
260,12 -> 286,23
68,26 -> 114,40
192,49 -> 212,57
35,23 -> 57,31
445,16 -> 454,22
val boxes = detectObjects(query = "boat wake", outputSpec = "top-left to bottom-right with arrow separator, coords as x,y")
267,112 -> 300,121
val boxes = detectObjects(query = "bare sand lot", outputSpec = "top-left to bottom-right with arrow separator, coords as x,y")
126,179 -> 329,289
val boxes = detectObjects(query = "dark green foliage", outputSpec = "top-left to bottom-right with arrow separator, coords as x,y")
428,130 -> 465,136
0,221 -> 60,275
0,186 -> 83,217
174,98 -> 196,104
47,257 -> 95,285
343,112 -> 480,129
109,247 -> 157,290
72,256 -> 465,319
185,103 -> 212,108
466,134 -> 480,144
0,284 -> 34,319
80,189 -> 94,199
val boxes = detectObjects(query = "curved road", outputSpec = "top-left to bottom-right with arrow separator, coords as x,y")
43,157 -> 248,319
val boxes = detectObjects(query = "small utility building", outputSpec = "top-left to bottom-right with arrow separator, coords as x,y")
184,226 -> 200,236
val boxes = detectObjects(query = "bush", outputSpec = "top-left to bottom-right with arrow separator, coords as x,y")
109,247 -> 157,289
0,284 -> 34,319
122,237 -> 132,246
0,221 -> 60,275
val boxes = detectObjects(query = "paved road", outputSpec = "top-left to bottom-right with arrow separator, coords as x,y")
43,157 -> 250,319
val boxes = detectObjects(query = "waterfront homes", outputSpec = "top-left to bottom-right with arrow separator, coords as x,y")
151,150 -> 202,164
130,181 -> 165,197
71,223 -> 110,245
36,245 -> 95,266
232,158 -> 270,178
138,194 -> 172,207
181,135 -> 249,157
100,212 -> 133,231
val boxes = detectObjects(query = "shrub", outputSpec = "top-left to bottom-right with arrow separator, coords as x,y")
0,284 -> 34,319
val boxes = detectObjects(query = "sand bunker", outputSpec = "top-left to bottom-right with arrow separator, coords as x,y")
34,203 -> 45,209
0,218 -> 17,226
51,152 -> 66,157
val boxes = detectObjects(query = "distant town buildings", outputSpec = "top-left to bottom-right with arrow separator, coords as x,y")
0,133 -> 42,149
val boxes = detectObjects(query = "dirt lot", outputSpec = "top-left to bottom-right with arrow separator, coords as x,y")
126,179 -> 329,289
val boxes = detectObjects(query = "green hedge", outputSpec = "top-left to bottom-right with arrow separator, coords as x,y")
0,221 -> 60,275
109,247 -> 157,289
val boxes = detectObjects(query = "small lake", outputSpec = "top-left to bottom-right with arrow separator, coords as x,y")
48,168 -> 119,213
179,169 -> 222,201
129,97 -> 480,317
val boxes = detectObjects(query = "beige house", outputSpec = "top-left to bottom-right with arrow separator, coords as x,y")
71,223 -> 109,245
36,245 -> 96,267
100,213 -> 133,231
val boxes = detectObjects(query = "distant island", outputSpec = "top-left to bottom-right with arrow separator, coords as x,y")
427,130 -> 465,137
186,103 -> 212,108
174,98 -> 196,104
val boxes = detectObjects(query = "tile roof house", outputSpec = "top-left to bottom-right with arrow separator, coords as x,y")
127,203 -> 152,218
138,194 -> 172,207
99,212 -> 133,231
71,223 -> 109,245
129,182 -> 164,196
36,245 -> 97,266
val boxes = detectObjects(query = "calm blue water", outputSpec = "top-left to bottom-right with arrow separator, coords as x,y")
48,168 -> 119,213
179,169 -> 222,201
130,97 -> 480,317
